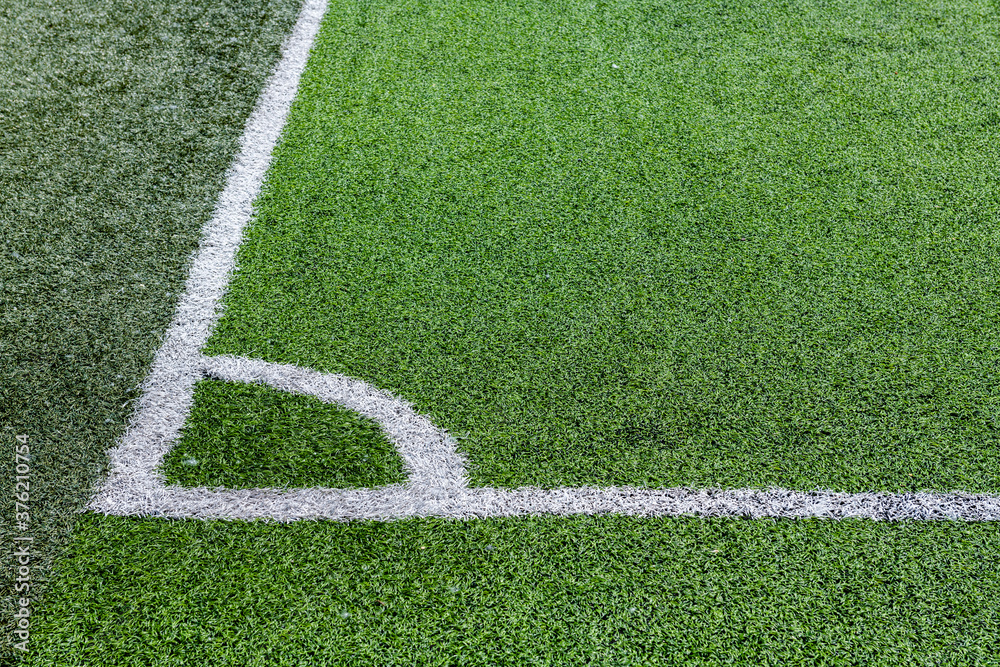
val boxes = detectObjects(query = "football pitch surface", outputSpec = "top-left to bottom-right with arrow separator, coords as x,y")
6,0 -> 1000,663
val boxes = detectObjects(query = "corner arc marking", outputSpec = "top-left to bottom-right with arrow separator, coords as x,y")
202,355 -> 469,490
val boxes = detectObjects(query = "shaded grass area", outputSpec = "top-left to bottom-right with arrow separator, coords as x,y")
160,379 -> 406,488
0,0 -> 302,660
204,0 -> 1000,492
27,514 -> 1000,666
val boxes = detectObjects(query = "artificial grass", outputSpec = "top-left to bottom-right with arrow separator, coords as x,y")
159,379 -> 406,489
9,0 -> 1000,663
26,514 -> 1000,666
0,0 -> 302,660
203,0 -> 1000,492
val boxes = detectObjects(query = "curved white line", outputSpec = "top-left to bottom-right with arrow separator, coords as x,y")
90,348 -> 1000,522
203,355 -> 468,489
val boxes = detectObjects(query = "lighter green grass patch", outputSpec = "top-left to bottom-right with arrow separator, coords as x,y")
204,0 -> 1000,492
159,379 -> 406,488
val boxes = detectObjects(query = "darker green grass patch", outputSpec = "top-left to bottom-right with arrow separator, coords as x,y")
159,379 -> 406,489
0,0 -> 301,657
26,514 -> 1000,666
204,0 -> 1000,493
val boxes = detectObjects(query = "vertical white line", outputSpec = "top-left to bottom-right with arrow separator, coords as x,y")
89,0 -> 331,515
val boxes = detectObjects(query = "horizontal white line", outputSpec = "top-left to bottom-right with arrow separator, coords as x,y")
90,484 -> 1000,522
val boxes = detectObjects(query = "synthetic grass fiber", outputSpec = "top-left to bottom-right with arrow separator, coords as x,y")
158,379 -> 406,489
9,0 -> 1000,663
25,514 -> 1000,666
202,0 -> 1000,492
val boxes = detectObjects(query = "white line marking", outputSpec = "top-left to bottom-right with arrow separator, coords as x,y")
87,0 -> 330,517
88,0 -> 1000,523
93,351 -> 1000,523
203,355 -> 468,489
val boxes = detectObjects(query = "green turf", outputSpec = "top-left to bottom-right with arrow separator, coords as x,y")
202,0 -> 1000,492
159,379 -> 406,488
25,514 -> 1000,666
9,0 -> 1000,663
0,0 -> 302,658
